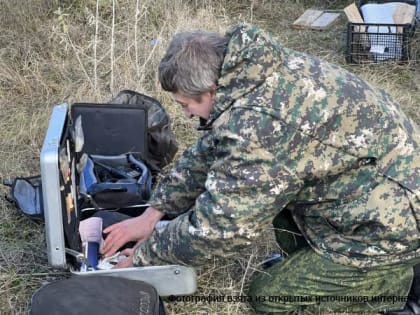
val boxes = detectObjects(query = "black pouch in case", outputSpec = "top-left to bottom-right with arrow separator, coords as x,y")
78,153 -> 152,210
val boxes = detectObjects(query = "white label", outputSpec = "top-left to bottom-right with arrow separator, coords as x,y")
370,45 -> 386,54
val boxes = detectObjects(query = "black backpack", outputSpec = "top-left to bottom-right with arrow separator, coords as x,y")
109,90 -> 178,175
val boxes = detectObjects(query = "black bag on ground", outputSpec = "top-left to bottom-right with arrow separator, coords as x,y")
3,176 -> 44,223
29,275 -> 167,315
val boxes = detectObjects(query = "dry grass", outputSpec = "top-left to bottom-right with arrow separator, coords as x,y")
0,0 -> 418,314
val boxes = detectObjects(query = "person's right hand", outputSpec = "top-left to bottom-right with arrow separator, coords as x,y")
101,206 -> 164,257
113,248 -> 135,269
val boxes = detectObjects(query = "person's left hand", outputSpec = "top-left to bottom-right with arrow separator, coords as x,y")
113,248 -> 134,269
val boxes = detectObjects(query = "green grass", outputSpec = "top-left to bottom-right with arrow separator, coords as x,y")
0,0 -> 418,313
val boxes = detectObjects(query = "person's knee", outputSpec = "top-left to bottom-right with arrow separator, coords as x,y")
248,270 -> 298,314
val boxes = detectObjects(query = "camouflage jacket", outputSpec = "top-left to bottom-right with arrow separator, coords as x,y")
133,24 -> 420,269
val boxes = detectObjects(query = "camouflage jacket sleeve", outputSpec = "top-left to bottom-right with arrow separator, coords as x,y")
147,133 -> 213,217
133,128 -> 304,266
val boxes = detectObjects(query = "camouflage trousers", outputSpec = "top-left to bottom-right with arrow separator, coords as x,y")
248,210 -> 415,314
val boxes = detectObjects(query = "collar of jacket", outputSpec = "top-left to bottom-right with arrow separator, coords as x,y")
198,23 -> 284,131
197,117 -> 211,131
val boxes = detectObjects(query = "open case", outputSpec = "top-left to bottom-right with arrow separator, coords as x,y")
40,101 -> 196,296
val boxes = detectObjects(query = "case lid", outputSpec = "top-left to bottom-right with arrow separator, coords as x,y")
71,103 -> 148,158
40,103 -> 70,268
72,265 -> 197,296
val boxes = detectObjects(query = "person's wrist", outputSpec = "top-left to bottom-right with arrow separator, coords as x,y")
142,206 -> 165,229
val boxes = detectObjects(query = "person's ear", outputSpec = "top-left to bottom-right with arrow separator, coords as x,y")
209,84 -> 217,95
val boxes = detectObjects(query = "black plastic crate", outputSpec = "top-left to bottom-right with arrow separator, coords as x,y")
346,22 -> 416,64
